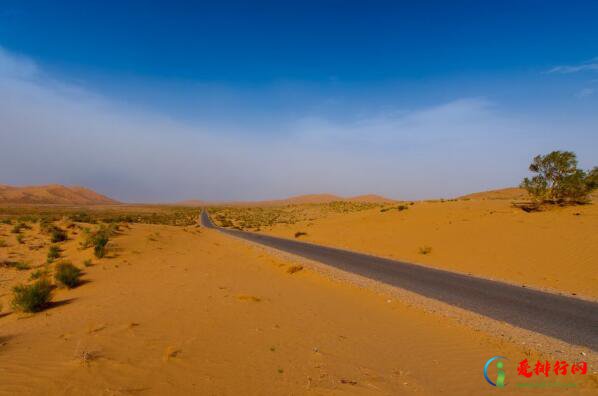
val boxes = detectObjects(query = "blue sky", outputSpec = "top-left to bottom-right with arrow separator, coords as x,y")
0,1 -> 597,202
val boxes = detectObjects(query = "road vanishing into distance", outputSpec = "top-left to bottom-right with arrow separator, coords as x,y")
201,210 -> 598,351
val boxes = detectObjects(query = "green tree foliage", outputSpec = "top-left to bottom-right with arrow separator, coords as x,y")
521,151 -> 597,204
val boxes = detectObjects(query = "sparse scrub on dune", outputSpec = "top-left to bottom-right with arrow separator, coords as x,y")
68,212 -> 97,224
521,151 -> 597,206
94,235 -> 109,258
381,204 -> 409,213
294,231 -> 307,238
418,246 -> 432,255
0,260 -> 30,270
83,259 -> 93,267
209,202 -> 382,230
11,279 -> 53,313
50,226 -> 68,243
81,224 -> 115,258
14,261 -> 30,271
47,245 -> 61,263
16,234 -> 24,244
0,238 -> 7,247
54,261 -> 82,288
30,268 -> 49,280
0,218 -> 12,225
11,222 -> 31,234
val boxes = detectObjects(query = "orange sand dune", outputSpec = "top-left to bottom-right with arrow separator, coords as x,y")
0,184 -> 118,205
458,187 -> 528,200
4,220 -> 592,394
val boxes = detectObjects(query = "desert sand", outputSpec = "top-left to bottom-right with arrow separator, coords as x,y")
256,194 -> 598,300
2,214 -> 595,394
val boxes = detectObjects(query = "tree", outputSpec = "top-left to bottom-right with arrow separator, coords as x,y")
520,151 -> 597,204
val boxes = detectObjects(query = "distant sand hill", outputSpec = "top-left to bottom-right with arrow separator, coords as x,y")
458,187 -> 528,200
178,193 -> 396,207
0,184 -> 119,205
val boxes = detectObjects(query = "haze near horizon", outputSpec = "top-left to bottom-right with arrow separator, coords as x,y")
1,1 -> 597,202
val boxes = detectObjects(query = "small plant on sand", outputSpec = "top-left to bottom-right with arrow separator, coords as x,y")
11,222 -> 31,234
294,231 -> 307,238
0,239 -> 7,248
93,234 -> 109,258
83,259 -> 93,267
14,261 -> 30,271
397,205 -> 409,211
16,234 -> 24,244
54,261 -> 82,288
30,268 -> 48,280
521,151 -> 597,205
47,245 -> 61,263
11,279 -> 53,313
69,212 -> 97,224
0,218 -> 12,225
50,226 -> 68,243
82,225 -> 113,258
418,246 -> 432,255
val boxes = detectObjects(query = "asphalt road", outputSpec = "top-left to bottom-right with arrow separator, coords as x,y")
201,210 -> 598,350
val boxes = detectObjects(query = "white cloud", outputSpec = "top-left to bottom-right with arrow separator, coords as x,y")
1,47 -> 597,202
547,57 -> 598,74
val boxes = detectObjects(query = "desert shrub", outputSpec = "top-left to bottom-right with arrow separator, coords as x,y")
69,212 -> 96,224
11,222 -> 31,234
521,151 -> 597,204
11,279 -> 53,313
30,268 -> 48,280
0,218 -> 12,225
397,205 -> 408,211
0,239 -> 7,248
0,260 -> 29,270
14,261 -> 30,271
47,245 -> 61,263
54,261 -> 82,288
16,234 -> 24,244
294,231 -> 307,238
418,246 -> 432,255
94,234 -> 109,258
81,225 -> 113,258
83,259 -> 93,267
50,227 -> 68,243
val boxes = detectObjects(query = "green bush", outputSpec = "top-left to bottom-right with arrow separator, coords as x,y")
14,262 -> 30,271
521,151 -> 597,204
47,245 -> 61,263
30,268 -> 48,280
69,212 -> 97,224
11,279 -> 53,313
94,234 -> 109,258
54,261 -> 82,288
50,227 -> 68,243
11,222 -> 31,234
